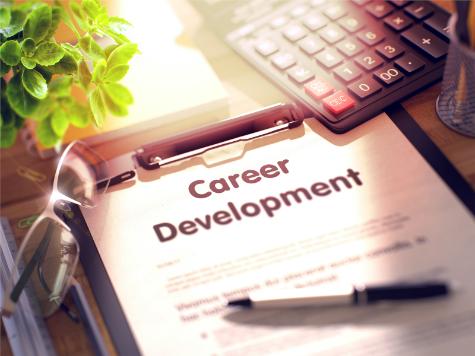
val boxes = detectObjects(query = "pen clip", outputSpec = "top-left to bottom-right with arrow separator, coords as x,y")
134,103 -> 304,170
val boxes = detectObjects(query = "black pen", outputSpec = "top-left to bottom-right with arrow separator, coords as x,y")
227,282 -> 451,309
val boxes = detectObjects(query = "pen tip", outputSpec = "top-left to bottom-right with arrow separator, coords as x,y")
227,299 -> 252,308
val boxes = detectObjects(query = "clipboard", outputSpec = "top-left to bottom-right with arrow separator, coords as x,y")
67,103 -> 475,355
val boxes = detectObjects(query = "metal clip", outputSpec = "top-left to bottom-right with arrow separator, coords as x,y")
135,103 -> 304,170
16,166 -> 47,183
17,214 -> 40,229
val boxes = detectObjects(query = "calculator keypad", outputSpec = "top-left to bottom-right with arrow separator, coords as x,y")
227,0 -> 449,132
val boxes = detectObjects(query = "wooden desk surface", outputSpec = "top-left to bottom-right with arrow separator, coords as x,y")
1,1 -> 473,355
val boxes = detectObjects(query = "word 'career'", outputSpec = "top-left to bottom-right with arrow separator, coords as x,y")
153,160 -> 363,243
188,159 -> 291,199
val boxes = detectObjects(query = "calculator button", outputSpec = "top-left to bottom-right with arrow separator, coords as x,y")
375,41 -> 404,59
365,2 -> 394,19
322,90 -> 355,115
355,52 -> 384,70
401,25 -> 448,59
302,13 -> 328,31
270,16 -> 289,29
315,49 -> 343,68
388,0 -> 411,8
357,29 -> 385,46
338,16 -> 365,33
336,39 -> 364,57
405,2 -> 433,20
424,12 -> 450,41
291,5 -> 309,18
271,52 -> 296,70
304,79 -> 334,99
287,65 -> 314,84
282,24 -> 308,42
384,12 -> 413,32
348,77 -> 382,99
298,36 -> 325,55
255,39 -> 279,57
395,53 -> 425,74
323,4 -> 347,20
333,63 -> 362,83
373,65 -> 404,85
319,25 -> 345,44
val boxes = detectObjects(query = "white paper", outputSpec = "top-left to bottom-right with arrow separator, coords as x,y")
83,113 -> 475,355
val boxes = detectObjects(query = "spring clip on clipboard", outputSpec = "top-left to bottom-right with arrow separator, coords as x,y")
135,102 -> 304,170
106,103 -> 305,180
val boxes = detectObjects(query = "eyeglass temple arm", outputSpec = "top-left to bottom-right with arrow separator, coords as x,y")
8,234 -> 52,306
96,170 -> 136,190
69,278 -> 109,356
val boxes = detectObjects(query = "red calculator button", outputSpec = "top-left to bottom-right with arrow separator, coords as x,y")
304,79 -> 334,100
322,90 -> 355,115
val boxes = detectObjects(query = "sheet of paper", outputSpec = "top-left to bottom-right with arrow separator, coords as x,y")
83,113 -> 475,355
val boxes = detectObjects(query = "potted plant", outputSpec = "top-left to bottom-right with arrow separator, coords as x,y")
0,0 -> 138,148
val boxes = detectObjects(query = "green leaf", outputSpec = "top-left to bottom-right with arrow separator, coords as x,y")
82,0 -> 105,20
21,38 -> 36,57
22,69 -> 48,99
66,101 -> 90,128
23,4 -> 52,43
103,89 -> 128,116
104,44 -> 119,58
44,53 -> 77,74
44,6 -> 62,40
104,64 -> 128,82
79,35 -> 105,61
0,62 -> 11,76
102,82 -> 133,106
92,59 -> 106,82
100,16 -> 131,44
89,87 -> 105,126
0,7 -> 11,28
0,126 -> 17,148
0,99 -> 16,128
32,96 -> 54,121
6,74 -> 40,117
0,41 -> 21,66
35,65 -> 53,83
107,16 -> 131,34
61,43 -> 82,61
21,56 -> 36,69
78,60 -> 91,88
15,2 -> 41,13
50,108 -> 69,136
37,116 -> 60,147
0,10 -> 26,38
107,43 -> 137,69
48,76 -> 72,97
34,41 -> 65,66
70,2 -> 87,31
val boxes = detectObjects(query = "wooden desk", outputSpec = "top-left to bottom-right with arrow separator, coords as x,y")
1,1 -> 473,355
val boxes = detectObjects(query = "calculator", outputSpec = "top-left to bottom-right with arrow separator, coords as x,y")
191,0 -> 450,133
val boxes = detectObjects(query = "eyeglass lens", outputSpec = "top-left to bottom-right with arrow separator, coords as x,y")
8,217 -> 79,317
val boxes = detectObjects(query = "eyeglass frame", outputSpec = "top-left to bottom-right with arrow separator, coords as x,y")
2,140 -> 119,317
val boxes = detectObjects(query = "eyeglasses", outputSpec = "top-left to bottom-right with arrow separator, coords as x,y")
1,141 -> 110,318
